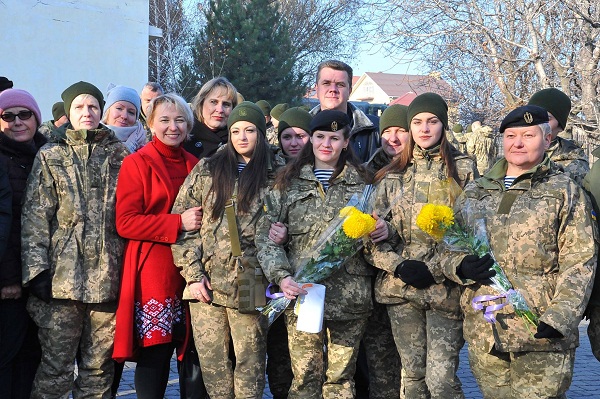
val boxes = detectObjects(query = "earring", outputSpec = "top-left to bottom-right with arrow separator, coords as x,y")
343,147 -> 347,151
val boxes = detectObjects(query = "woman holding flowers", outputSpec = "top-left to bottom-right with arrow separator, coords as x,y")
256,110 -> 386,399
442,105 -> 597,398
171,101 -> 284,399
369,92 -> 478,398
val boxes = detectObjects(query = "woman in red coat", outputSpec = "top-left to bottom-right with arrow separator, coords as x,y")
113,93 -> 202,399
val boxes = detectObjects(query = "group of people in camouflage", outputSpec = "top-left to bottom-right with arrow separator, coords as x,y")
0,59 -> 599,399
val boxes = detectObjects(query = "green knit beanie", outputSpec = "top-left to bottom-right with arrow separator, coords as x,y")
278,107 -> 312,139
466,124 -> 472,133
452,123 -> 463,133
270,103 -> 289,120
379,104 -> 408,133
407,92 -> 448,129
227,101 -> 267,136
61,81 -> 104,118
256,100 -> 271,116
52,101 -> 66,121
528,88 -> 571,130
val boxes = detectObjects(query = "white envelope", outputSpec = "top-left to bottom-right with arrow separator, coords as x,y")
295,283 -> 326,333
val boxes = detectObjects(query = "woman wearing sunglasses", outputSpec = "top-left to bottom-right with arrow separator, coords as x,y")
0,88 -> 47,398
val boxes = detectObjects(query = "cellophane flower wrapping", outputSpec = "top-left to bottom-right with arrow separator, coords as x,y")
416,203 -> 539,331
260,186 -> 377,326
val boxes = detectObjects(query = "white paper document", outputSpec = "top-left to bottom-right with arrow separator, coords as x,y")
295,283 -> 326,333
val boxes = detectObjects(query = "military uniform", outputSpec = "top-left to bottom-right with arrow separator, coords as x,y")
38,120 -> 57,140
21,125 -> 128,398
266,124 -> 279,146
466,124 -> 498,175
443,156 -> 598,398
583,146 -> 600,361
171,150 -> 283,399
546,136 -> 589,184
256,164 -> 373,399
369,144 -> 477,399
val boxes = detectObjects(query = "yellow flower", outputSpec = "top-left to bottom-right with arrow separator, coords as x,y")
341,207 -> 377,239
339,206 -> 360,218
416,203 -> 455,241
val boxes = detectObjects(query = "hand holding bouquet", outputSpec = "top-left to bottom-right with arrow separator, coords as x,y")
416,203 -> 539,332
260,192 -> 377,326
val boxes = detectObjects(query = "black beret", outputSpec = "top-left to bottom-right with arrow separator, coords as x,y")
499,105 -> 549,133
310,110 -> 351,134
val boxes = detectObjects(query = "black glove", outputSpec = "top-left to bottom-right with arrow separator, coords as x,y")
394,260 -> 436,289
534,322 -> 564,339
29,270 -> 52,303
457,254 -> 496,282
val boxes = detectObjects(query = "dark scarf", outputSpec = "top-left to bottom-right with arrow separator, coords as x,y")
183,118 -> 228,159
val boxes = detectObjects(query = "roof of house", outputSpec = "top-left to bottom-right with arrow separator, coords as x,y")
354,72 -> 455,102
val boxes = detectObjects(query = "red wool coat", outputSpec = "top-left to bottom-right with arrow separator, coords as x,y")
112,142 -> 198,362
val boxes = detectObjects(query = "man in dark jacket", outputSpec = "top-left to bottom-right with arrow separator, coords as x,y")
309,60 -> 380,163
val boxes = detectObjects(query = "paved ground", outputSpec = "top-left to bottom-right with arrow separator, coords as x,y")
115,321 -> 600,398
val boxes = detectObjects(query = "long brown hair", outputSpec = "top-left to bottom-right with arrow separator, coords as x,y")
206,125 -> 270,221
275,127 -> 372,190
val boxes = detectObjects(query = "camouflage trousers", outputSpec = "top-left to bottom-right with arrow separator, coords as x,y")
189,302 -> 267,399
285,311 -> 368,399
468,345 -> 574,399
387,302 -> 465,399
362,302 -> 401,399
587,305 -> 600,361
26,296 -> 116,399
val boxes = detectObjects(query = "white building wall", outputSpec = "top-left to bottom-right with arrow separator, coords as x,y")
0,0 -> 149,120
350,76 -> 391,104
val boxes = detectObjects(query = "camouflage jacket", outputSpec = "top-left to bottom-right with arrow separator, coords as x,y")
582,146 -> 600,310
442,156 -> 598,353
256,164 -> 373,320
369,145 -> 478,319
546,136 -> 589,185
466,126 -> 497,175
21,125 -> 129,303
266,124 -> 278,147
38,120 -> 57,140
171,148 -> 284,308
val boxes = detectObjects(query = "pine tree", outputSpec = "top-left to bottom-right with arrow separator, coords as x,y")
184,0 -> 306,105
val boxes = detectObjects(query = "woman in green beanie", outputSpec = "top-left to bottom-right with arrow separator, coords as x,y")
21,81 -> 129,398
370,92 -> 478,398
171,101 -> 285,398
368,104 -> 411,176
277,106 -> 312,159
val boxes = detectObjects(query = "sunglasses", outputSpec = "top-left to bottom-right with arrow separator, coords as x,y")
1,110 -> 34,122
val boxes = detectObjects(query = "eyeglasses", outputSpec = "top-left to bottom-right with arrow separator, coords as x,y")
1,110 -> 34,122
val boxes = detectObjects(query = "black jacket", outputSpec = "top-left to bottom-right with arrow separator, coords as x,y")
0,132 -> 46,287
